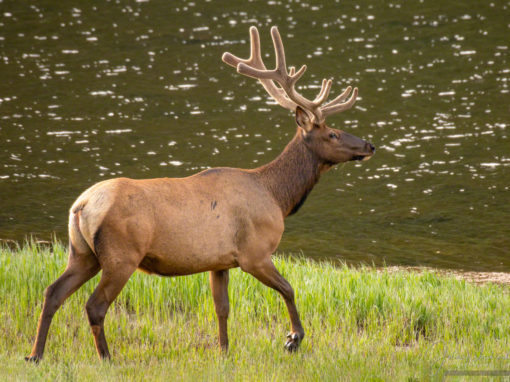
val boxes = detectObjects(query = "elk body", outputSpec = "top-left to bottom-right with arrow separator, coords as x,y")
26,26 -> 374,362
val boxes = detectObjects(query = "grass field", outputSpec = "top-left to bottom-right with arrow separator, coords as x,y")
1,241 -> 509,381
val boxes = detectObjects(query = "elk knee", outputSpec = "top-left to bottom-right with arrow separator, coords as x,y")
215,303 -> 229,320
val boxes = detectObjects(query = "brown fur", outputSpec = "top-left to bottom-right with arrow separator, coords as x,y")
26,108 -> 374,361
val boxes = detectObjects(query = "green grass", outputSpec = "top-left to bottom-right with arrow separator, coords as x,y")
1,241 -> 509,381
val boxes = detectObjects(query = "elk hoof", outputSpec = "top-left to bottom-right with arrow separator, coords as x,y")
25,355 -> 41,363
284,332 -> 301,352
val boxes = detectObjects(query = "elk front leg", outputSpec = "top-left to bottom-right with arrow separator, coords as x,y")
242,257 -> 304,352
209,270 -> 230,351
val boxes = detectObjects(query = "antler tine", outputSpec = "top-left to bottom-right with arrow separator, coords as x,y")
237,63 -> 275,79
312,79 -> 332,106
322,85 -> 352,108
321,87 -> 358,118
271,26 -> 287,76
313,79 -> 327,103
269,28 -> 307,85
222,26 -> 263,68
249,26 -> 263,66
290,64 -> 307,84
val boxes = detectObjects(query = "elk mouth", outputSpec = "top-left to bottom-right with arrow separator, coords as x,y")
351,155 -> 367,161
350,153 -> 374,161
350,143 -> 375,161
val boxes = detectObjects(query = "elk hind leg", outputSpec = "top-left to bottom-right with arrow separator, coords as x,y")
26,245 -> 100,362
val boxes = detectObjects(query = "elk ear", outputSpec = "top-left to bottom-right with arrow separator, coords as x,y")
295,106 -> 313,132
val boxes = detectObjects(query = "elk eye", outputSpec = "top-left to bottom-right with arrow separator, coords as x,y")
329,132 -> 337,139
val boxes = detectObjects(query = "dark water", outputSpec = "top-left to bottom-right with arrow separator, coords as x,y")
0,1 -> 509,271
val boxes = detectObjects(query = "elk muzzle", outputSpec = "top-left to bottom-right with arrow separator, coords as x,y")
343,131 -> 375,161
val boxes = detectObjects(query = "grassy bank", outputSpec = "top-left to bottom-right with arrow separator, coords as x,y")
1,242 -> 509,381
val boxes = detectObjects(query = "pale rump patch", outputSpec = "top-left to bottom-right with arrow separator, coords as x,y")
69,179 -> 118,254
68,207 -> 90,255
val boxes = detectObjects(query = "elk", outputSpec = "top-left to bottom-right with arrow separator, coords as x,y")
26,26 -> 374,362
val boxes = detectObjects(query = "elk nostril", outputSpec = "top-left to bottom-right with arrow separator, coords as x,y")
368,143 -> 375,152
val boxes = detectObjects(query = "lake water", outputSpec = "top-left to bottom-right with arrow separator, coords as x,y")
0,1 -> 509,271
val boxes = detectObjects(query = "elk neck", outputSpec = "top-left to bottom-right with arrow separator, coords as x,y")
253,128 -> 328,218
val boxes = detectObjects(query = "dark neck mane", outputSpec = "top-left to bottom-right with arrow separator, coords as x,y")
253,129 -> 327,217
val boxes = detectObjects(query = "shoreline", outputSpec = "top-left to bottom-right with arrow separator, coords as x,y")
2,238 -> 509,285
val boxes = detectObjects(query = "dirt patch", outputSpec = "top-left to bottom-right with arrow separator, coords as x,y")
445,270 -> 510,285
380,266 -> 510,286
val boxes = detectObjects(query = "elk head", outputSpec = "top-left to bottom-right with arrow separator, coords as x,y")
222,26 -> 375,165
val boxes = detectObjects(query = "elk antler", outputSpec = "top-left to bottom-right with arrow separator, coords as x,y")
222,26 -> 358,125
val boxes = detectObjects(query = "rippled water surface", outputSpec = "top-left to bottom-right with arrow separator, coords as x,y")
1,1 -> 509,271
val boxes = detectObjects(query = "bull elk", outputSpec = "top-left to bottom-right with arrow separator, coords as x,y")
26,26 -> 374,362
